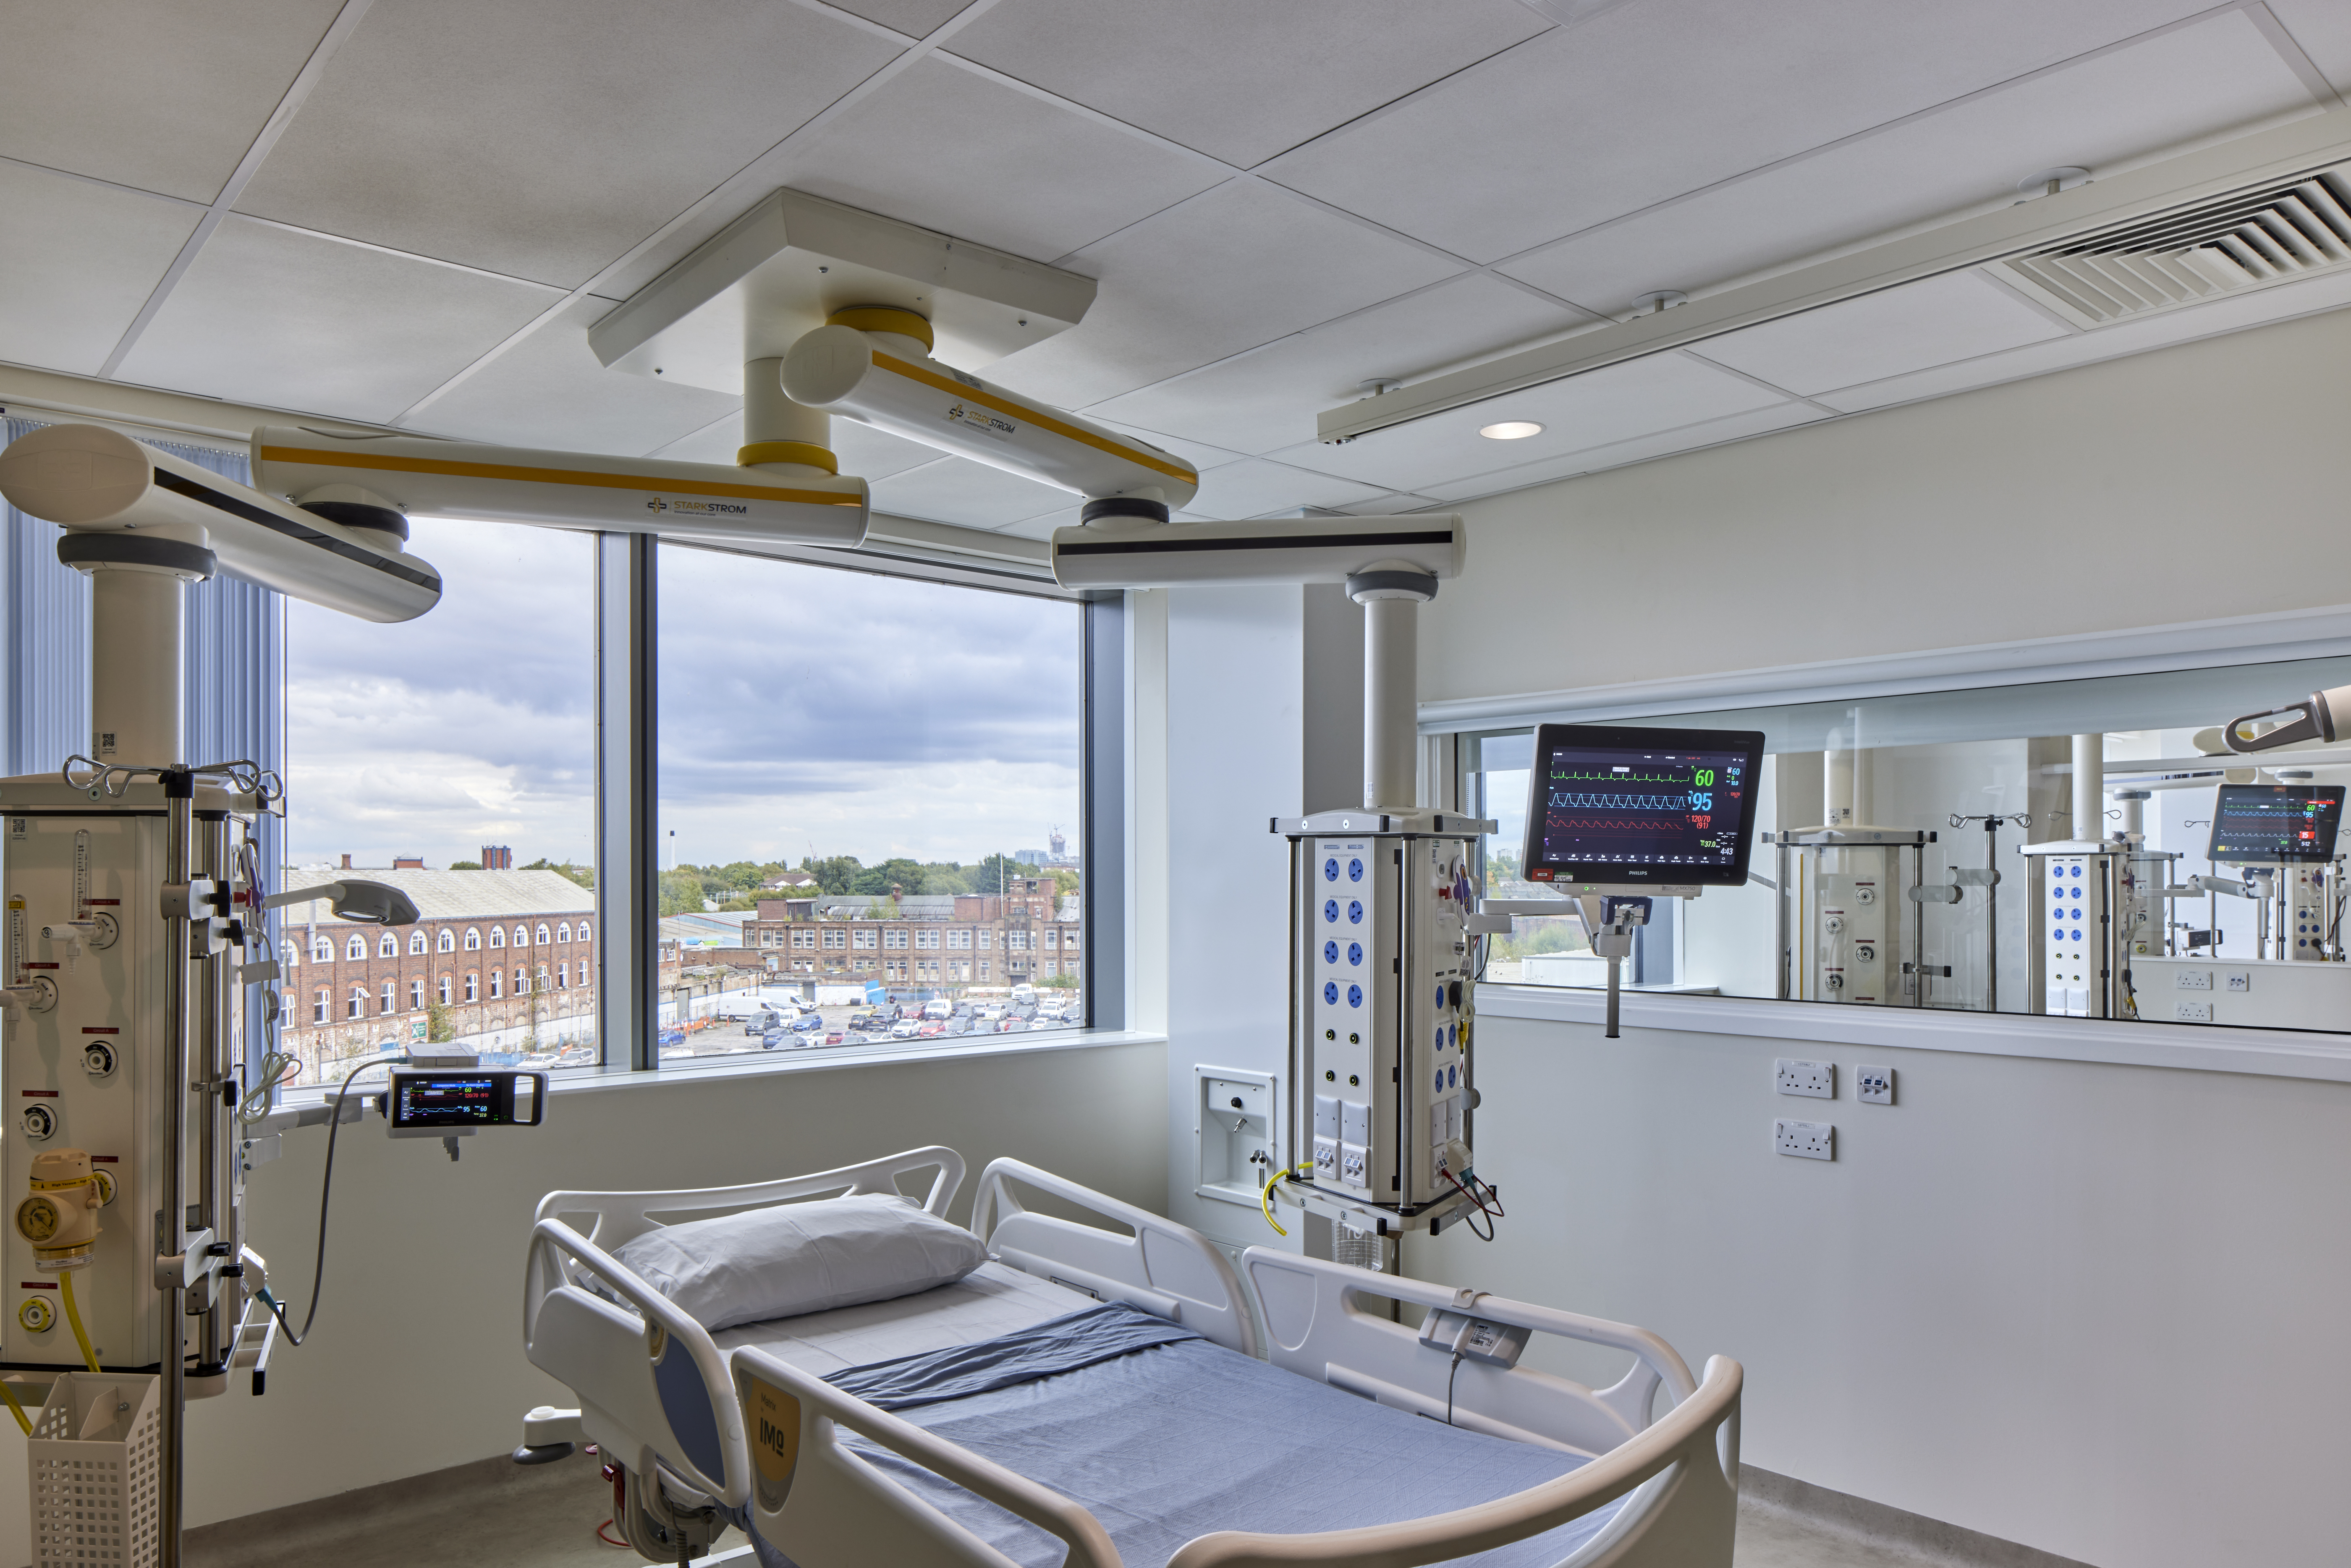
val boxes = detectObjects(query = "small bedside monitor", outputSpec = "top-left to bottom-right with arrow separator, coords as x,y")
2207,784 -> 2345,864
1521,724 -> 1767,887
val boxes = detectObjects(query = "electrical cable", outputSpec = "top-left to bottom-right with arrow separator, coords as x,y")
1445,1349 -> 1465,1426
1259,1160 -> 1314,1237
237,1051 -> 303,1123
0,1376 -> 29,1435
59,1268 -> 100,1374
1440,1170 -> 1497,1242
254,1055 -> 387,1348
596,1520 -> 631,1549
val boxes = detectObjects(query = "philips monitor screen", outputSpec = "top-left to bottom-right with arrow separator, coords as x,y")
1521,725 -> 1766,887
2207,784 -> 2345,863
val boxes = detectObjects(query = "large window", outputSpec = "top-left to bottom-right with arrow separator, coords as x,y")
282,517 -> 595,1085
652,545 -> 1082,1065
1463,654 -> 2351,1035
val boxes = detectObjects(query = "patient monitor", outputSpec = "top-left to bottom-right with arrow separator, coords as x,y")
1487,724 -> 1765,1039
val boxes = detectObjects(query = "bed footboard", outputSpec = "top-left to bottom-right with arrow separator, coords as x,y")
734,1345 -> 1124,1568
972,1158 -> 1257,1357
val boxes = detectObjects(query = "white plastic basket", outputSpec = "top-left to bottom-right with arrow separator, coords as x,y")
28,1371 -> 159,1567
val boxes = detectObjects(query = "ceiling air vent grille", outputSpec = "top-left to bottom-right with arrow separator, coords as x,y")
1988,164 -> 2351,327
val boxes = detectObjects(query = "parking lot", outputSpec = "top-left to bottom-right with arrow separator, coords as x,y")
658,997 -> 1080,1060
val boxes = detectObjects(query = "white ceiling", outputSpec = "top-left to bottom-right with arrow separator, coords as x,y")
3,0 -> 2348,541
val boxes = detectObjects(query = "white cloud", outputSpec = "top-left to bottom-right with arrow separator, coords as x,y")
286,521 -> 1079,870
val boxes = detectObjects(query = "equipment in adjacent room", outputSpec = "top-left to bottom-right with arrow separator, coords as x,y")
1767,739 -> 1935,1010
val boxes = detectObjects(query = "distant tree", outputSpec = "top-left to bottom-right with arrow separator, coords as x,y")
425,1000 -> 456,1043
1041,973 -> 1080,989
658,867 -> 706,916
800,855 -> 862,895
922,861 -> 973,895
448,859 -> 484,871
851,858 -> 927,895
972,853 -> 1022,896
1048,867 -> 1080,899
522,857 -> 594,890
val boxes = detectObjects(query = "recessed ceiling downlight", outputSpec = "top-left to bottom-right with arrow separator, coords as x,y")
1479,421 -> 1543,440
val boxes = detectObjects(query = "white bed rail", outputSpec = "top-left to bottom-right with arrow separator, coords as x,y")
1165,1354 -> 1740,1568
524,1217 -> 749,1507
529,1144 -> 965,1265
734,1345 -> 1124,1568
1224,1251 -> 1741,1568
520,1146 -> 967,1513
970,1157 -> 1257,1357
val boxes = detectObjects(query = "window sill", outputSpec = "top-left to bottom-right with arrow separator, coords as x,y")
280,1028 -> 1166,1105
1471,983 -> 2351,1084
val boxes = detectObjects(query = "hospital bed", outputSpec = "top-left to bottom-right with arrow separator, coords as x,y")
521,1147 -> 1742,1567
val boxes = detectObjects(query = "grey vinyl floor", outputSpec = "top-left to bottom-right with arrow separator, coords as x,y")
185,1446 -> 1949,1568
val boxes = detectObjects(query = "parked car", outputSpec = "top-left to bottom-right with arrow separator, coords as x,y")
916,1021 -> 947,1038
889,1020 -> 923,1040
657,1027 -> 686,1046
921,998 -> 953,1021
760,1026 -> 786,1049
788,1013 -> 825,1034
847,1009 -> 883,1030
825,1031 -> 846,1045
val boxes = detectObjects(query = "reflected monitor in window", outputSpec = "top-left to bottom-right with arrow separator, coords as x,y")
1521,724 -> 1766,886
2207,784 -> 2345,864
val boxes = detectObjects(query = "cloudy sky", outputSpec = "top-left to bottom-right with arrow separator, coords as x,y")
285,520 -> 1080,872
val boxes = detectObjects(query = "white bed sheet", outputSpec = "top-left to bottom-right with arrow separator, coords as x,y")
709,1261 -> 1095,1376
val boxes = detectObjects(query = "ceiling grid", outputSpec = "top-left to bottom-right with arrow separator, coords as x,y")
2,0 -> 2346,537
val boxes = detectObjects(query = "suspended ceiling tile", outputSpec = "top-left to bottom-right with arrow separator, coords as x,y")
1497,9 -> 2324,313
413,297 -> 739,454
1187,458 -> 1389,521
773,57 -> 1226,268
827,0 -> 978,38
235,0 -> 900,288
945,0 -> 1549,168
114,217 -> 563,423
980,180 -> 1465,410
1336,492 -> 1447,516
1416,403 -> 1826,501
642,417 -> 742,466
1266,350 -> 1789,492
867,455 -> 1073,528
1084,417 -> 1250,476
1265,0 -> 2228,264
1087,275 -> 1594,455
830,419 -> 966,482
0,0 -> 343,203
0,165 -> 199,376
1811,272 -> 2351,414
2264,0 -> 2351,95
1689,270 -> 2070,396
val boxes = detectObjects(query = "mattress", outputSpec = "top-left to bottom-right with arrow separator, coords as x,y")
746,1302 -> 1627,1568
708,1259 -> 1096,1375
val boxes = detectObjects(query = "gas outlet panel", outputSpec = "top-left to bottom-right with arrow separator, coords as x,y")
2043,855 -> 2109,1017
1298,831 -> 1479,1216
2,806 -> 167,1373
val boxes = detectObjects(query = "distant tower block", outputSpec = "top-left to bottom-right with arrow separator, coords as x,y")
481,845 -> 514,870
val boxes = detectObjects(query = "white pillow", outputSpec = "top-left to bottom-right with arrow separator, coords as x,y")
608,1192 -> 984,1332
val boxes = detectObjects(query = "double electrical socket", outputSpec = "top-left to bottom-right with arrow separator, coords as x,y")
1775,1119 -> 1833,1160
1775,1058 -> 1833,1098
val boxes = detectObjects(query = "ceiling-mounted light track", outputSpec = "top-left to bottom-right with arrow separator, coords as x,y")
1314,109 -> 2351,448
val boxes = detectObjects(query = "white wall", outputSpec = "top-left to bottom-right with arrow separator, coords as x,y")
1404,306 -> 2351,1566
0,1039 -> 1166,1534
1420,307 -> 2351,704
1162,585 -> 1308,1252
1406,1012 -> 2351,1568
